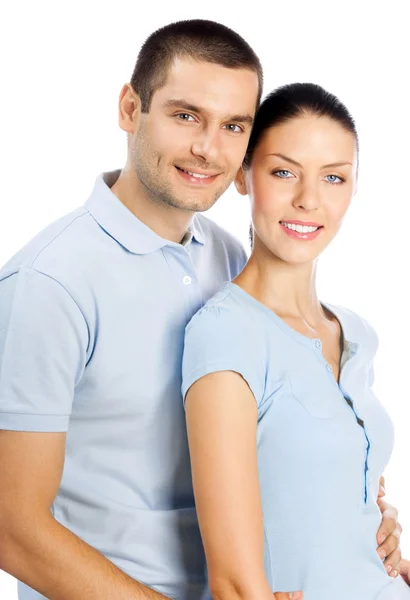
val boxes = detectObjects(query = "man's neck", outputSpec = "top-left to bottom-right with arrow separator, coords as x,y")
110,169 -> 194,244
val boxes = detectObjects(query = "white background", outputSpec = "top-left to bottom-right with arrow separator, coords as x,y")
1,1 -> 409,597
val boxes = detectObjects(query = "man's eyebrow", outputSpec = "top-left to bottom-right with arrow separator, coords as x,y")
266,153 -> 352,169
163,99 -> 254,126
229,114 -> 254,126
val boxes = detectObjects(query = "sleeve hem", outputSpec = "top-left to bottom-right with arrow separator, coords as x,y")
182,362 -> 260,408
0,412 -> 70,432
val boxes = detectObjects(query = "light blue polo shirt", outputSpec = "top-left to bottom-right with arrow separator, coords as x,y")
0,171 -> 247,600
182,282 -> 410,600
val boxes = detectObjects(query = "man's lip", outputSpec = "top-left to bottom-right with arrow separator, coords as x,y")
175,166 -> 220,177
280,220 -> 323,228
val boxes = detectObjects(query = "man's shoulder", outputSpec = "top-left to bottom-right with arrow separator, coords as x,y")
0,206 -> 97,286
195,213 -> 247,260
195,213 -> 242,249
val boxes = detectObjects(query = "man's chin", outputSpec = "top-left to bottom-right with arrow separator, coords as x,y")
170,190 -> 224,213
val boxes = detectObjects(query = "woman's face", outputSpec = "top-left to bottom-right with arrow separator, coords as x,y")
237,114 -> 358,265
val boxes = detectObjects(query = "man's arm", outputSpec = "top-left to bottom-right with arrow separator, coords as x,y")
399,560 -> 410,586
376,476 -> 403,577
0,430 -> 169,600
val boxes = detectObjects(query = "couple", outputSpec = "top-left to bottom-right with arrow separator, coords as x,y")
0,18 -> 408,600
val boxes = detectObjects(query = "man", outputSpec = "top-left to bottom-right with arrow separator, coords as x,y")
401,561 -> 410,585
0,19 -> 403,600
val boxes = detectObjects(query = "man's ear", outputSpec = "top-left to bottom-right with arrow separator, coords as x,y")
118,83 -> 142,134
234,167 -> 248,196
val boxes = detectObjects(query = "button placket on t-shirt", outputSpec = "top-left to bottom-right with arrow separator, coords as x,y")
162,245 -> 203,321
339,342 -> 372,509
312,338 -> 371,505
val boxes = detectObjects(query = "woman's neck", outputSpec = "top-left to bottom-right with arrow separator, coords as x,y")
234,248 -> 326,329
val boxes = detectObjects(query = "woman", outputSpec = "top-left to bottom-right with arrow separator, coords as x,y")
181,83 -> 410,599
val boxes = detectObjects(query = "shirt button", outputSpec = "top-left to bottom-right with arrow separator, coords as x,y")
326,364 -> 333,372
315,340 -> 322,349
183,275 -> 192,285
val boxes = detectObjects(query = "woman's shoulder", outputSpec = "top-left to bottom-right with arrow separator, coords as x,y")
187,282 -> 254,331
182,282 -> 269,406
326,303 -> 379,356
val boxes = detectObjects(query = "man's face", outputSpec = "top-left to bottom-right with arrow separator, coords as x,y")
130,58 -> 259,213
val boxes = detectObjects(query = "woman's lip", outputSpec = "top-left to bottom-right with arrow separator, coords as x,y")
280,220 -> 323,227
280,222 -> 323,241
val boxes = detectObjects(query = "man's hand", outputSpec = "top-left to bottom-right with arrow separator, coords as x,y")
376,476 -> 402,578
274,594 -> 303,599
399,559 -> 410,586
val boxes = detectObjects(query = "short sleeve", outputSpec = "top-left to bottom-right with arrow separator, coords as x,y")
181,304 -> 265,407
0,267 -> 89,432
358,314 -> 379,388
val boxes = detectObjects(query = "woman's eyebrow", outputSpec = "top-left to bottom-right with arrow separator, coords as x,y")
265,153 -> 352,169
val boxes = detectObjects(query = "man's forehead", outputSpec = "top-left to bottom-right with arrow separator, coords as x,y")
154,58 -> 258,118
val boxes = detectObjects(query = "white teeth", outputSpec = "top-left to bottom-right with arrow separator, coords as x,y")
178,167 -> 215,179
282,222 -> 319,233
188,172 -> 209,179
185,170 -> 211,179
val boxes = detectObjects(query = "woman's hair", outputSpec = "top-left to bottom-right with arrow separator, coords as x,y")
245,83 -> 358,247
130,19 -> 263,113
243,82 -> 358,169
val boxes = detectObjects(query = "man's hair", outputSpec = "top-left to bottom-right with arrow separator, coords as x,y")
130,19 -> 263,113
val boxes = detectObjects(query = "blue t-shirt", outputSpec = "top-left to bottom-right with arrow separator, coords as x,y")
182,281 -> 410,600
0,171 -> 247,600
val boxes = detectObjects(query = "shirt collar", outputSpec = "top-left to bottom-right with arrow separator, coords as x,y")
84,170 -> 205,255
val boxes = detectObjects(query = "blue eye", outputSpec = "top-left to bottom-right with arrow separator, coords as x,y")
273,170 -> 293,179
325,174 -> 344,184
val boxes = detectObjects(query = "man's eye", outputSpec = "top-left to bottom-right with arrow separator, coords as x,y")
224,124 -> 243,133
175,113 -> 195,122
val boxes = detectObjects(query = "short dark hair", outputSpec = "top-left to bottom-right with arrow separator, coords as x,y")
245,83 -> 358,248
130,19 -> 263,113
244,82 -> 358,168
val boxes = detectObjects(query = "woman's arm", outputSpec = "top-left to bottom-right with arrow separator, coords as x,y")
186,370 -> 299,600
186,370 -> 270,600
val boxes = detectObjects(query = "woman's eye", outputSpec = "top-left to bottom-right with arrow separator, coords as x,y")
325,174 -> 343,184
273,170 -> 293,179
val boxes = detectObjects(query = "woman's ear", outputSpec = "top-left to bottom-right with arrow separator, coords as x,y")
234,167 -> 248,196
